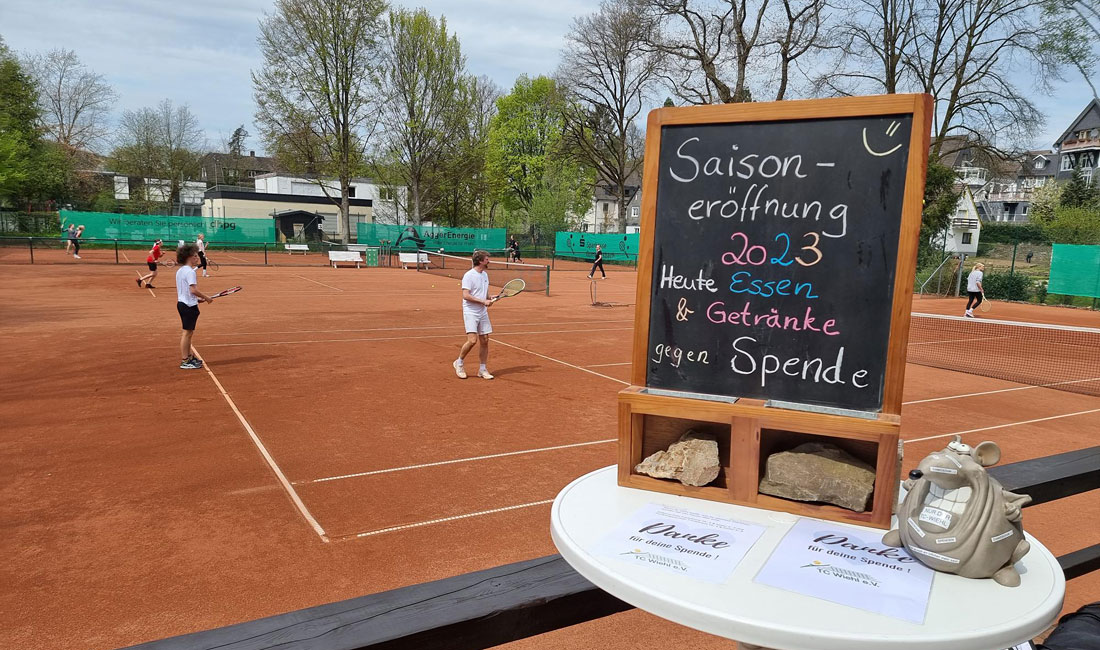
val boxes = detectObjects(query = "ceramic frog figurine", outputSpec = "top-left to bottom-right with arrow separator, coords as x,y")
882,437 -> 1032,586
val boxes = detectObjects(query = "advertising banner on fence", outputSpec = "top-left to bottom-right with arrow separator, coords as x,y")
60,210 -> 275,243
356,223 -> 505,252
1049,244 -> 1100,299
554,232 -> 638,260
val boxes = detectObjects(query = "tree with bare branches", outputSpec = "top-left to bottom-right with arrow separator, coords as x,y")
559,0 -> 661,232
111,100 -> 204,206
373,8 -> 467,225
253,0 -> 387,242
24,48 -> 116,155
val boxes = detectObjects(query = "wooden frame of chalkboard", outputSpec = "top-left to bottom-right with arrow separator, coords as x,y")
619,94 -> 931,528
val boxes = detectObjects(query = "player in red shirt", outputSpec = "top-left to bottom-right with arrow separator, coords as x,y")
136,239 -> 164,289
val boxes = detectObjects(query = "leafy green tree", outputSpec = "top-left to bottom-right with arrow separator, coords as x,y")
1027,180 -> 1063,225
1044,206 -> 1100,244
428,75 -> 501,227
0,37 -> 68,208
487,75 -> 593,241
1060,165 -> 1099,208
253,0 -> 387,241
374,8 -> 467,224
918,161 -> 961,267
1039,0 -> 1100,98
111,100 -> 204,205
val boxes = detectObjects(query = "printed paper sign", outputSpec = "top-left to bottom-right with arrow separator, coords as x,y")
594,503 -> 767,583
754,518 -> 934,623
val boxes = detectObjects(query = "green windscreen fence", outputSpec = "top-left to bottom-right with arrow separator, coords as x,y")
356,223 -> 505,252
1049,244 -> 1100,298
554,232 -> 638,260
59,210 -> 276,243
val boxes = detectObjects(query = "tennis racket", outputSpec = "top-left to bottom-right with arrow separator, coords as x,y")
159,259 -> 176,268
491,278 -> 525,301
207,259 -> 220,272
980,292 -> 991,312
207,286 -> 242,300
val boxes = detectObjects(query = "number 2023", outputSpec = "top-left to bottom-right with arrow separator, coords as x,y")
721,231 -> 822,267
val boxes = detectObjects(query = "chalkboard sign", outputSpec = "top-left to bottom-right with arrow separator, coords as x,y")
637,97 -> 930,413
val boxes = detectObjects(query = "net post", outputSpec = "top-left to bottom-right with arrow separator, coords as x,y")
114,239 -> 119,264
545,265 -> 550,296
1011,242 -> 1018,275
28,237 -> 33,264
264,242 -> 268,265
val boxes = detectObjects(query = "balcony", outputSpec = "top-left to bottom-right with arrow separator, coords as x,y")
1061,137 -> 1100,153
986,190 -> 1032,202
951,217 -> 979,230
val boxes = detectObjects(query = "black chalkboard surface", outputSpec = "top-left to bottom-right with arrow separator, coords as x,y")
645,115 -> 914,411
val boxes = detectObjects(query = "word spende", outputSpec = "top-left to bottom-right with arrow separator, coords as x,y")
729,335 -> 870,388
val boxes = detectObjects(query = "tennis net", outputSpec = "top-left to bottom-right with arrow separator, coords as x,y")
417,251 -> 550,295
907,313 -> 1100,397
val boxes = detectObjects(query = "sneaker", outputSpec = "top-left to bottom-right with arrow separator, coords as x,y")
586,274 -> 592,279
146,284 -> 156,289
179,359 -> 201,369
964,310 -> 974,318
478,369 -> 494,380
73,255 -> 81,259
136,278 -> 143,288
188,356 -> 204,367
452,359 -> 467,379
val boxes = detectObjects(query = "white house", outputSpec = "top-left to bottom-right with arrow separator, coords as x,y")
577,176 -> 642,233
936,187 -> 982,255
253,173 -> 406,225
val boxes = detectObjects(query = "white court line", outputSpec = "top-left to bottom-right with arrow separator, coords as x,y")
191,346 -> 329,542
585,362 -> 632,368
298,438 -> 616,485
903,376 -> 1100,405
904,408 -> 1100,445
220,252 -> 253,263
121,250 -> 131,263
210,319 -> 633,337
491,338 -> 630,385
336,499 -> 554,540
200,327 -> 633,348
295,274 -> 343,291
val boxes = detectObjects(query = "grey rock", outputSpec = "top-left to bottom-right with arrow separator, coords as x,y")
635,430 -> 721,487
758,442 -> 875,512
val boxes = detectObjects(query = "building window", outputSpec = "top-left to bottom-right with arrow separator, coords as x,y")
1034,159 -> 1044,169
378,187 -> 395,201
1061,156 -> 1073,171
962,232 -> 972,244
602,202 -> 609,214
347,186 -> 356,198
1081,153 -> 1095,168
631,206 -> 640,218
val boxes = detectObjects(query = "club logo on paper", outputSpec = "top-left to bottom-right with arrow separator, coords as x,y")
754,519 -> 934,623
595,504 -> 767,584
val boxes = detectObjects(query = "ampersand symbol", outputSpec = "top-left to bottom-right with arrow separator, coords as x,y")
676,297 -> 694,322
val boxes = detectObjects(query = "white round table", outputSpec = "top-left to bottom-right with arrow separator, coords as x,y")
551,466 -> 1065,650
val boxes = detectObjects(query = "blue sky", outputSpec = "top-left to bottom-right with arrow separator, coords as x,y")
1,0 -> 1094,155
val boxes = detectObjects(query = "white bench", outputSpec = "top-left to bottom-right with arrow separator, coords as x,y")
328,251 -> 363,268
285,243 -> 310,254
399,251 -> 430,269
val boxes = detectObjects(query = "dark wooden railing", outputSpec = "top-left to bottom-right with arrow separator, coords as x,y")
125,446 -> 1100,650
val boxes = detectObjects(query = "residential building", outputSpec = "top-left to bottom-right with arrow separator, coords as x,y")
577,175 -> 641,233
1053,98 -> 1100,185
200,151 -> 281,186
252,173 -> 405,225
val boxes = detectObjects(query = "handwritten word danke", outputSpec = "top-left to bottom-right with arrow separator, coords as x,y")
638,522 -> 731,549
668,138 -> 849,238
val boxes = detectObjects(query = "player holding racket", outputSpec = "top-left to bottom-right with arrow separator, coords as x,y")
453,250 -> 496,380
137,239 -> 164,289
175,243 -> 215,369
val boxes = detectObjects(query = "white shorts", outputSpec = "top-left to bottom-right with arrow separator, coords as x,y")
463,311 -> 492,335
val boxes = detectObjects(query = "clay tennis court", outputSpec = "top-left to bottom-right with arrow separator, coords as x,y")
1,260 -> 1097,650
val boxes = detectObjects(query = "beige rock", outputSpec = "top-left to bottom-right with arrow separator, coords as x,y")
758,442 -> 875,512
635,430 -> 721,487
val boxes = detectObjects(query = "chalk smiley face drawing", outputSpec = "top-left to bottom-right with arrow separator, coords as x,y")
862,120 -> 905,157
